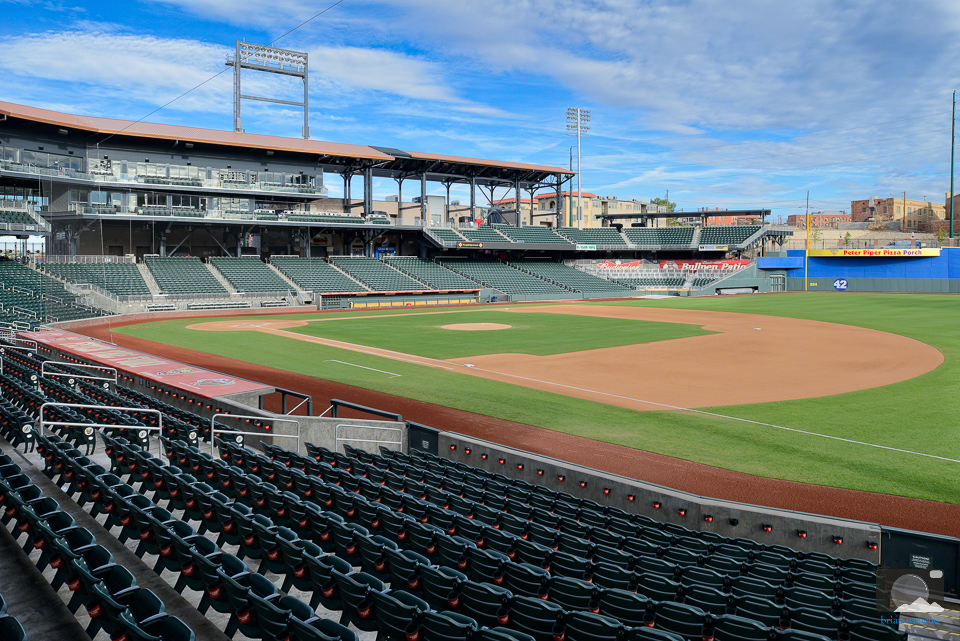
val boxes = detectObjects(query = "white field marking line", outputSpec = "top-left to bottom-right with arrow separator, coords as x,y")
324,360 -> 402,378
263,328 -> 457,371
455,362 -> 960,465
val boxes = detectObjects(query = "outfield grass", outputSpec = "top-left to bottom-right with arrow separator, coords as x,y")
115,294 -> 960,503
286,309 -> 710,358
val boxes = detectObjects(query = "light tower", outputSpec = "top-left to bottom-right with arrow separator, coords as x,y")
566,107 -> 590,229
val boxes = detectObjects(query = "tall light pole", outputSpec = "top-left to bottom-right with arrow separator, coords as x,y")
566,107 -> 590,229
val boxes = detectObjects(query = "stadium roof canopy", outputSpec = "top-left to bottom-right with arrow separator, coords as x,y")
0,101 -> 572,184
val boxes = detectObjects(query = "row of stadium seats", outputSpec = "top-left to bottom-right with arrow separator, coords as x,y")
0,591 -> 26,641
0,445 -> 196,641
557,227 -> 630,248
439,259 -> 571,296
328,257 -> 431,292
624,228 -> 695,247
0,260 -> 112,326
493,225 -> 569,244
42,262 -> 152,297
615,277 -> 686,289
144,256 -> 227,295
210,257 -> 292,293
509,260 -> 633,294
287,213 -> 365,225
699,226 -> 762,246
271,257 -> 369,294
0,209 -> 39,227
384,256 -> 480,290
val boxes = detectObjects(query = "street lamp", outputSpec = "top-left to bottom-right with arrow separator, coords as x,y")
566,107 -> 590,229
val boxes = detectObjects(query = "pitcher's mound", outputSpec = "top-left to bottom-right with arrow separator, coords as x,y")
441,323 -> 512,331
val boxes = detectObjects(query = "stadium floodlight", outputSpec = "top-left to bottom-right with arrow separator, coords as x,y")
226,41 -> 310,138
566,107 -> 590,229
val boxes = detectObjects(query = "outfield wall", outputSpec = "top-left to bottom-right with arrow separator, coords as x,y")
761,248 -> 960,293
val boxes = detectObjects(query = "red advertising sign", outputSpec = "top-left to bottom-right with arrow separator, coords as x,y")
596,260 -> 645,270
658,260 -> 750,271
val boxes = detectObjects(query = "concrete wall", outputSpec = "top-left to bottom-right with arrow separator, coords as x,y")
439,432 -> 882,562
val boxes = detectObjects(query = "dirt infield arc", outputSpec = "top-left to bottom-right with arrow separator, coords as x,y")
71,307 -> 960,537
187,304 -> 942,411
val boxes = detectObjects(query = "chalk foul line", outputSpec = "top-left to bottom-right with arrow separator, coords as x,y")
324,360 -> 402,378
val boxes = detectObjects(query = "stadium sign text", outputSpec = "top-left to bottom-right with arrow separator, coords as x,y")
576,244 -> 597,251
808,248 -> 941,258
659,260 -> 751,271
456,242 -> 483,249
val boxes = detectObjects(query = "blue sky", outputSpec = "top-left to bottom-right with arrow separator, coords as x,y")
1,0 -> 959,221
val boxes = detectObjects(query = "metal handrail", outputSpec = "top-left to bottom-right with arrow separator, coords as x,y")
38,402 -> 164,458
335,423 -> 403,454
209,413 -> 301,458
40,361 -> 118,389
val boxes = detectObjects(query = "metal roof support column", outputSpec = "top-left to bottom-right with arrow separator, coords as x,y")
395,178 -> 404,225
420,173 -> 427,222
556,177 -> 563,229
343,173 -> 351,211
514,177 -> 522,225
363,166 -> 373,216
470,175 -> 476,224
444,181 -> 452,225
526,185 -> 538,227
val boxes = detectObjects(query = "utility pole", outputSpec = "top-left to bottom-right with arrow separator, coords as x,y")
805,190 -> 810,292
950,91 -> 956,240
566,107 -> 590,229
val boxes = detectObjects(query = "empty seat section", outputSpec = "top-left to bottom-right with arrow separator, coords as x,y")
438,259 -> 570,296
287,213 -> 364,224
0,259 -> 110,325
144,257 -> 227,295
458,226 -> 512,243
328,257 -> 431,291
492,225 -> 568,244
270,257 -> 369,293
0,209 -> 39,228
42,262 -> 151,297
427,227 -> 467,244
384,257 -> 480,289
556,227 -> 628,248
624,227 -> 695,247
699,225 -> 761,246
615,276 -> 685,289
210,257 -> 291,292
509,260 -> 631,293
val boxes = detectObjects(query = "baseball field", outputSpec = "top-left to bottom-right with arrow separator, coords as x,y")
101,292 -> 959,511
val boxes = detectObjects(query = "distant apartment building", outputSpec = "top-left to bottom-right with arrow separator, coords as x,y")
786,211 -> 851,229
704,214 -> 764,226
851,197 -> 943,224
492,192 -> 663,227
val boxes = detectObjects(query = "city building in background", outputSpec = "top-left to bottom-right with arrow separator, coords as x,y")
786,211 -> 851,228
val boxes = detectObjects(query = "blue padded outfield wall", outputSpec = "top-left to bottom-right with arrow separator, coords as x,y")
757,248 -> 960,293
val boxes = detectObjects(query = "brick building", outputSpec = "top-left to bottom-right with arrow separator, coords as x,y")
786,211 -> 851,228
851,197 -> 944,224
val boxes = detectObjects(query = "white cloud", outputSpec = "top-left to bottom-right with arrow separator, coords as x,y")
0,30 -> 233,112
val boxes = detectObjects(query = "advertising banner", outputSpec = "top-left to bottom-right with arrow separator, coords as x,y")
596,260 -> 644,270
19,330 -> 270,399
658,260 -> 751,271
808,248 -> 940,258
